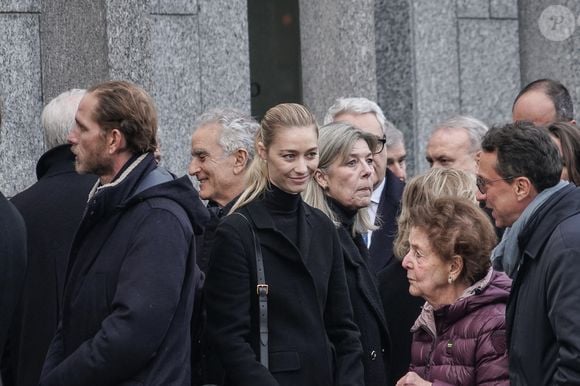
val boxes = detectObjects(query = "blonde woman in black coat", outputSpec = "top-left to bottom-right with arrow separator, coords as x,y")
304,122 -> 391,386
204,104 -> 364,386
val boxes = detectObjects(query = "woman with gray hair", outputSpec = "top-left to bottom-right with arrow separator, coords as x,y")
303,122 -> 390,386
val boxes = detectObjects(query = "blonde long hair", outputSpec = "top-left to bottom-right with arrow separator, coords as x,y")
230,103 -> 318,213
394,168 -> 477,259
303,122 -> 377,236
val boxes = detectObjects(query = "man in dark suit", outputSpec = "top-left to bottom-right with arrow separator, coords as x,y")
325,97 -> 404,271
187,108 -> 258,385
3,90 -> 97,386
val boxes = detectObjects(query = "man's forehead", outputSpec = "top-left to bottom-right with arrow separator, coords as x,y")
334,112 -> 382,135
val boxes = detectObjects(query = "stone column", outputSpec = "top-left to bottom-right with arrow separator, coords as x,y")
518,0 -> 579,120
376,0 -> 520,175
299,0 -> 377,121
0,0 -> 43,195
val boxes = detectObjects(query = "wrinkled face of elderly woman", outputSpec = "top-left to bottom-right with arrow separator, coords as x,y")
317,139 -> 374,210
402,226 -> 456,306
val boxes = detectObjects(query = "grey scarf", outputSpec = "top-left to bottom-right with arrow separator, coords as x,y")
491,180 -> 569,277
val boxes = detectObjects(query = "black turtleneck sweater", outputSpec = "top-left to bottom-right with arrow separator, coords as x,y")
326,197 -> 368,258
262,183 -> 301,247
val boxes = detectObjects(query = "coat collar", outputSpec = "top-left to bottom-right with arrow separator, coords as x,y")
520,184 -> 580,261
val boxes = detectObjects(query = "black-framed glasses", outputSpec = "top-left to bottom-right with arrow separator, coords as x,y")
374,135 -> 387,154
476,175 -> 514,194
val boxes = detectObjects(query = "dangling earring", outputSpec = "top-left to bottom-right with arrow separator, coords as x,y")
448,275 -> 454,284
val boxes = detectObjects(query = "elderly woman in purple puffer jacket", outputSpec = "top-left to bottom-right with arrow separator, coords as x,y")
396,197 -> 510,386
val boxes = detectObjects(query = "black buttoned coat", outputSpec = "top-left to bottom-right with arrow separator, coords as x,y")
335,223 -> 391,386
205,198 -> 364,386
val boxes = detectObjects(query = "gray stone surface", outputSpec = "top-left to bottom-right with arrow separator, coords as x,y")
151,14 -> 201,176
299,0 -> 377,121
518,0 -> 579,121
107,0 -> 153,90
457,0 -> 490,18
198,0 -> 251,114
412,0 -> 460,173
0,14 -> 43,196
491,0 -> 518,19
151,0 -> 197,14
0,0 -> 39,12
375,0 -> 416,173
40,0 -> 109,101
459,19 -> 520,126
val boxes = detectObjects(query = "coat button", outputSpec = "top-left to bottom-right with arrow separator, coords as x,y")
369,350 -> 377,360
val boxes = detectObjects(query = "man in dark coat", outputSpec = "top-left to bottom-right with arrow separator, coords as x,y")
477,121 -> 580,385
3,89 -> 97,386
39,80 -> 209,386
0,191 -> 27,369
324,97 -> 404,271
0,105 -> 27,379
187,108 -> 258,385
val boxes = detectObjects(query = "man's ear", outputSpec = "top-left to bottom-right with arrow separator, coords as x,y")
313,169 -> 328,189
108,129 -> 127,154
513,176 -> 534,201
232,149 -> 249,175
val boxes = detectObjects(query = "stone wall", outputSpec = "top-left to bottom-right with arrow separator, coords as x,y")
376,0 -> 520,175
1,0 -> 578,195
0,0 -> 250,197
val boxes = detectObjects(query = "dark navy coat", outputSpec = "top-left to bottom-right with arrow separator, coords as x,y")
507,184 -> 580,385
40,153 -> 209,386
6,144 -> 96,386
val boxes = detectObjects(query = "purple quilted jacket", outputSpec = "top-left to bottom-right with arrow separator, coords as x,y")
408,269 -> 511,386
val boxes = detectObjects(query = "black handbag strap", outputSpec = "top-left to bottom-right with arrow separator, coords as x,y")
234,213 -> 269,369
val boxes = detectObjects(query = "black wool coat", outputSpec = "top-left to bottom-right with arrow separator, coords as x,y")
5,144 -> 96,386
205,196 -> 364,386
507,184 -> 580,385
0,191 -> 26,365
368,169 -> 404,272
39,154 -> 209,386
333,211 -> 391,386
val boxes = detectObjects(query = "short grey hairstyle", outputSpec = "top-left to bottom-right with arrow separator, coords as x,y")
323,97 -> 396,136
433,115 -> 489,154
41,89 -> 86,150
385,126 -> 405,148
193,107 -> 259,165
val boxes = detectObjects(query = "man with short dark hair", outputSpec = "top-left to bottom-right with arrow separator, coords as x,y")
512,78 -> 576,125
40,80 -> 208,386
477,121 -> 580,384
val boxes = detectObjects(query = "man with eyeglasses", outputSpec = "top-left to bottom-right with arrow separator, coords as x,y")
477,121 -> 580,385
324,97 -> 404,271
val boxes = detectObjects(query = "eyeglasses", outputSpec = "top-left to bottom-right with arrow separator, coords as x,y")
374,135 -> 387,154
476,175 -> 514,194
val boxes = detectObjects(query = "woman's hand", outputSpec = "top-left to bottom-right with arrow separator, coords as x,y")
396,371 -> 432,386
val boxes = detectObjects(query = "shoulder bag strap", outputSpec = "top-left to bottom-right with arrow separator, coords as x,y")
234,213 -> 269,369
